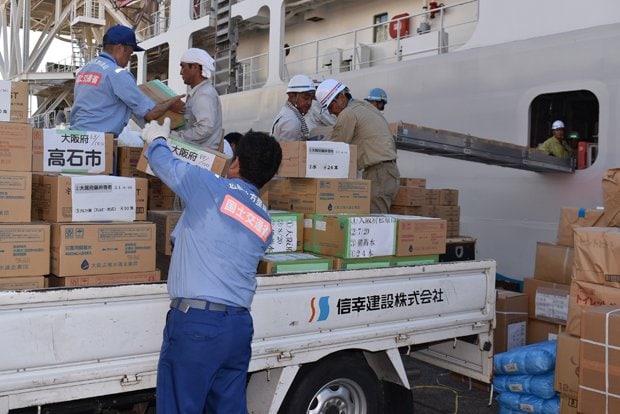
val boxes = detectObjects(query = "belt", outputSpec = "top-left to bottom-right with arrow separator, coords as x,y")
170,298 -> 247,313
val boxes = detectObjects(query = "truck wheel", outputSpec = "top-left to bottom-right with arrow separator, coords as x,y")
278,354 -> 382,414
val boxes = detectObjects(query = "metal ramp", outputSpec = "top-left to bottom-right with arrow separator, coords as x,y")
392,122 -> 574,173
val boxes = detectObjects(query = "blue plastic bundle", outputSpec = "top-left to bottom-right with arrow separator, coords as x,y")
497,391 -> 560,414
493,372 -> 556,399
494,340 -> 557,375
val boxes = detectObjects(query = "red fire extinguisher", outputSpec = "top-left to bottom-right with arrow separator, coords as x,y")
577,141 -> 588,170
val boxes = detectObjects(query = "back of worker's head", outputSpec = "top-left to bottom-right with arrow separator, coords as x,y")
236,131 -> 282,189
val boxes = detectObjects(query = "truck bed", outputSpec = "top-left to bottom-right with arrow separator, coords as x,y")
0,260 -> 495,413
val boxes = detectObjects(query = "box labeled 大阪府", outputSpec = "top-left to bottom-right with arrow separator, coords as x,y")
267,211 -> 303,253
0,223 -> 50,277
277,141 -> 357,179
0,122 -> 32,171
31,174 -> 147,222
136,137 -> 231,177
51,222 -> 156,276
310,214 -> 397,259
32,129 -> 114,174
0,171 -> 31,223
0,80 -> 29,123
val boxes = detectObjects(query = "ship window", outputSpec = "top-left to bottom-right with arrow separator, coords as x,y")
529,90 -> 599,170
374,13 -> 388,43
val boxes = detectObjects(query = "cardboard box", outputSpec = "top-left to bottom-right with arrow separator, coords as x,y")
0,276 -> 45,290
573,227 -> 620,288
555,332 -> 580,398
258,252 -> 333,274
47,270 -> 161,287
438,189 -> 459,206
556,207 -> 606,247
440,236 -> 476,262
578,305 -> 620,414
534,242 -> 574,285
267,211 -> 303,253
51,222 -> 156,276
0,223 -> 50,277
560,394 -> 578,414
288,178 -> 371,215
0,171 -> 32,222
523,277 -> 570,324
0,80 -> 29,123
389,215 -> 447,256
526,318 -> 564,344
332,254 -> 438,270
32,129 -> 114,174
267,178 -> 291,211
310,215 -> 397,258
277,141 -> 357,179
32,174 -> 148,222
495,289 -> 528,353
399,177 -> 426,188
136,138 -> 231,177
138,80 -> 185,129
147,210 -> 182,255
0,122 -> 32,171
116,146 -> 144,177
392,186 -> 431,207
566,280 -> 620,337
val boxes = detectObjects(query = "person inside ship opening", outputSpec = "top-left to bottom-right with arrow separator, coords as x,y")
271,74 -> 315,141
364,87 -> 389,113
141,118 -> 282,414
172,48 -> 223,151
71,25 -> 185,137
316,79 -> 400,214
539,120 -> 574,160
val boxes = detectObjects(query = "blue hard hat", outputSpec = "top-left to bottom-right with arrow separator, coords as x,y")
365,87 -> 388,103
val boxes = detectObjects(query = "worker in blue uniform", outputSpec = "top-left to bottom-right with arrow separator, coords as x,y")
71,25 -> 184,136
141,118 -> 282,414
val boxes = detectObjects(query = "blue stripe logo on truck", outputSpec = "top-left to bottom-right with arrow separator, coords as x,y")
309,296 -> 330,322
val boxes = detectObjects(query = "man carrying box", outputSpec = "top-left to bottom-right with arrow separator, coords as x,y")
141,118 -> 282,414
72,25 -> 185,137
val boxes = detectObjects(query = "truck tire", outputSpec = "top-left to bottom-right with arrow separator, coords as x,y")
278,353 -> 382,414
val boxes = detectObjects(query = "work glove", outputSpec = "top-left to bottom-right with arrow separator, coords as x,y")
142,118 -> 171,145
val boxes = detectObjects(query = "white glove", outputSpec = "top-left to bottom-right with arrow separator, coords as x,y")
142,118 -> 171,144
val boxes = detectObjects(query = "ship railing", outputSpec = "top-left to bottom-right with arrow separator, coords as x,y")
136,4 -> 171,41
236,0 -> 478,91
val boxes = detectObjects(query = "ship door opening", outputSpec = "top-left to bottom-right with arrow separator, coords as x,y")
529,90 -> 599,170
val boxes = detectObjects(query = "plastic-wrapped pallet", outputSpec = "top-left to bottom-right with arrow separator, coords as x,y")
496,392 -> 560,414
493,372 -> 556,399
494,340 -> 557,376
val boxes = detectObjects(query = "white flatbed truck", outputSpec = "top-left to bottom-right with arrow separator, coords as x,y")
0,260 -> 496,413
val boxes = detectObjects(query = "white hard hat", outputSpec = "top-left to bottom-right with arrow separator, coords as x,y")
316,79 -> 346,109
286,74 -> 315,94
552,120 -> 565,130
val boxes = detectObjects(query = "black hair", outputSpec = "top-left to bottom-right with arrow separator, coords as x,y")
235,130 -> 282,189
224,132 -> 243,148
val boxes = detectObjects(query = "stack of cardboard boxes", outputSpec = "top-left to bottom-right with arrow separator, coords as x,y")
262,141 -> 449,273
30,127 -> 159,287
0,81 -> 49,290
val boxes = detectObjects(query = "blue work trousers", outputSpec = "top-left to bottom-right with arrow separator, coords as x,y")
156,305 -> 253,414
